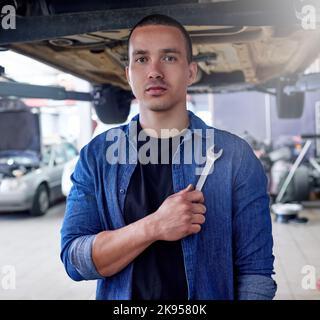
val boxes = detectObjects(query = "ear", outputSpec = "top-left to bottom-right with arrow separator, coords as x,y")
125,66 -> 131,86
187,62 -> 198,86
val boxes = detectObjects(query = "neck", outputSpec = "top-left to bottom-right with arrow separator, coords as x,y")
139,104 -> 189,138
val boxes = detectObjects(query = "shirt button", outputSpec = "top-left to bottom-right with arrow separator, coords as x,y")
119,188 -> 125,194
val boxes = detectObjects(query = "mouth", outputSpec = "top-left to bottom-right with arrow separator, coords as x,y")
145,86 -> 167,96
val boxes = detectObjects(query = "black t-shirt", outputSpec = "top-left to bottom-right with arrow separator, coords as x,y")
123,122 -> 188,300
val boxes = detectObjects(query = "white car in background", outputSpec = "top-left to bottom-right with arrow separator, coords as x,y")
61,155 -> 79,197
0,99 -> 79,216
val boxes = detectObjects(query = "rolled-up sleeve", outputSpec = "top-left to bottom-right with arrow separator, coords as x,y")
60,144 -> 104,281
68,235 -> 104,280
236,275 -> 277,300
232,140 -> 276,299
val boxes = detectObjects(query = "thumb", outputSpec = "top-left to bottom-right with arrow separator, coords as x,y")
170,184 -> 194,198
178,184 -> 194,194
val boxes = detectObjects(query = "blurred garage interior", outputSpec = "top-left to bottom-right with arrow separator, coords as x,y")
1,48 -> 320,299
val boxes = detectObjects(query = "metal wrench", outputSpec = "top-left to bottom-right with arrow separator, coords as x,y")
195,146 -> 223,191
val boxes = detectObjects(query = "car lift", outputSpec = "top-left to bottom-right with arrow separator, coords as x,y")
0,65 -> 93,102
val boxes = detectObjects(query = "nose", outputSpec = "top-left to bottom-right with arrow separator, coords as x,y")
148,61 -> 164,79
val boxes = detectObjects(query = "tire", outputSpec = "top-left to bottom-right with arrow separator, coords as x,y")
276,81 -> 305,119
30,184 -> 50,216
279,165 -> 311,202
93,84 -> 133,124
292,165 -> 311,201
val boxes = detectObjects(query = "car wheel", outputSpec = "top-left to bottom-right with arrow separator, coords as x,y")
93,84 -> 133,124
292,165 -> 311,202
30,184 -> 50,216
276,80 -> 305,119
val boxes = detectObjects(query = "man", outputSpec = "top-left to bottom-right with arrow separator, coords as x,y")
61,14 -> 277,300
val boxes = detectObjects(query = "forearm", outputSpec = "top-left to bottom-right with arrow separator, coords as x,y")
69,186 -> 204,279
92,213 -> 158,277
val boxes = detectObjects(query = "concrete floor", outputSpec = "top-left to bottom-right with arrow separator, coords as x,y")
272,207 -> 320,300
0,202 -> 319,300
0,202 -> 96,300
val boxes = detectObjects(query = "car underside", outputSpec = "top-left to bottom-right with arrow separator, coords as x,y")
1,0 -> 320,121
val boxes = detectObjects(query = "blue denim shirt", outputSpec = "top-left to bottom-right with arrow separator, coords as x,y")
60,111 -> 276,300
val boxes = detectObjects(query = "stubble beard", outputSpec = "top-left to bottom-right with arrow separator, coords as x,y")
142,100 -> 173,112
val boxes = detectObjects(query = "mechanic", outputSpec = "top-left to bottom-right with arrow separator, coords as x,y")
61,14 -> 277,300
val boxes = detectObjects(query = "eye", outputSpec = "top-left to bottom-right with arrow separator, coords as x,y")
163,55 -> 177,62
135,56 -> 148,63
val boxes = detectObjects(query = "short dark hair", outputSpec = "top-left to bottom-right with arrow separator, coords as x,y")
127,14 -> 193,63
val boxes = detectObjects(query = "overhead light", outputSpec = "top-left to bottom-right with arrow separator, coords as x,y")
49,38 -> 75,47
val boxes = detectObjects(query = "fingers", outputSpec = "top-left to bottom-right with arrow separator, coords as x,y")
191,203 -> 206,214
184,190 -> 204,203
189,224 -> 201,234
189,213 -> 205,235
191,213 -> 206,225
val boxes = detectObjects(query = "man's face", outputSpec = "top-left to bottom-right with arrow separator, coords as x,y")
126,25 -> 197,113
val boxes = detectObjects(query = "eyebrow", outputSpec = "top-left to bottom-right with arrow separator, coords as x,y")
132,48 -> 182,56
161,48 -> 182,55
132,50 -> 148,56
